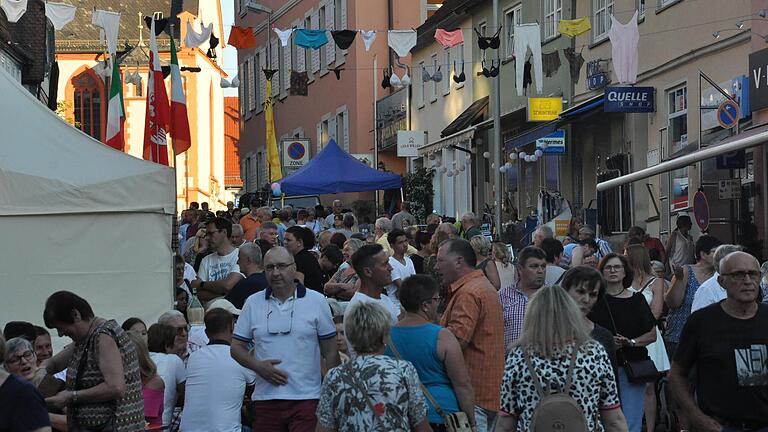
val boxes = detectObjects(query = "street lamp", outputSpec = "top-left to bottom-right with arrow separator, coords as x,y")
244,1 -> 274,69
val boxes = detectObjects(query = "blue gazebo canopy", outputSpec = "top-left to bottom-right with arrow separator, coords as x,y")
277,139 -> 402,195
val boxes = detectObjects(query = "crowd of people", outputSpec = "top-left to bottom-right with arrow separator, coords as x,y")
2,201 -> 767,432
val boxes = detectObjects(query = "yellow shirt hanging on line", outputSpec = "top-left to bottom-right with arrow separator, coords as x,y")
558,17 -> 592,37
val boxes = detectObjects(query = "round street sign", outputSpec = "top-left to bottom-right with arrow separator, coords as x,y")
287,141 -> 306,160
693,190 -> 710,232
716,99 -> 740,129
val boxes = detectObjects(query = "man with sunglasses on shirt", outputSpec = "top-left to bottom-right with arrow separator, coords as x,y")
231,247 -> 340,432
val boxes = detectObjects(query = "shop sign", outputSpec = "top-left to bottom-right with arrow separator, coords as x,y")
528,97 -> 563,121
281,138 -> 310,174
536,130 -> 565,154
603,86 -> 655,112
718,179 -> 741,200
397,131 -> 425,157
701,75 -> 748,130
749,48 -> 768,112
587,60 -> 610,91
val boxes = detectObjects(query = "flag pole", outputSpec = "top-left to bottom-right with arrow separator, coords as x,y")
170,24 -> 179,213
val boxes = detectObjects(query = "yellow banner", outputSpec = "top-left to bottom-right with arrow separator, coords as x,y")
265,79 -> 283,182
528,97 -> 563,122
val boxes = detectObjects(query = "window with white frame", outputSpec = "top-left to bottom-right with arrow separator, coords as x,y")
660,0 -> 678,7
318,116 -> 330,151
543,0 -> 562,40
667,85 -> 688,154
504,5 -> 522,59
443,47 -> 451,95
430,53 -> 438,102
335,108 -> 349,151
418,60 -> 426,107
593,0 -> 614,41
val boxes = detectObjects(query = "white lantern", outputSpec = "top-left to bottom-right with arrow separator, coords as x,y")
482,151 -> 490,159
505,162 -> 513,169
518,151 -> 527,159
534,149 -> 543,157
530,155 -> 538,162
447,171 -> 454,177
499,166 -> 506,173
524,155 -> 531,162
509,152 -> 518,160
458,165 -> 466,172
491,163 -> 495,169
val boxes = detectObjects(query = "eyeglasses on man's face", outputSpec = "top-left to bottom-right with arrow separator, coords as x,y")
722,270 -> 761,281
265,263 -> 295,272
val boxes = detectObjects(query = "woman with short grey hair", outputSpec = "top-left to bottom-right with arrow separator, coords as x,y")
470,235 -> 501,290
316,302 -> 431,432
324,238 -> 365,301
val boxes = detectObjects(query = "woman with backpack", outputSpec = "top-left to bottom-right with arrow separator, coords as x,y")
495,284 -> 628,432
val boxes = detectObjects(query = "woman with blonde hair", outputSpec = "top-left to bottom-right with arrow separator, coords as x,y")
316,302 -> 430,431
496,284 -> 628,432
183,228 -> 211,270
127,332 -> 165,430
492,242 -> 516,291
470,235 -> 501,290
496,285 -> 627,431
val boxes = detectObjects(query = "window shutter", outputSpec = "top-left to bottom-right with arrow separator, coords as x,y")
259,48 -> 267,107
340,0 -> 348,57
248,57 -> 256,111
283,39 -> 292,93
328,115 -> 337,141
310,12 -> 320,74
271,39 -> 279,97
316,123 -> 323,153
296,42 -> 306,72
325,1 -> 336,65
238,62 -> 245,115
342,109 -> 350,151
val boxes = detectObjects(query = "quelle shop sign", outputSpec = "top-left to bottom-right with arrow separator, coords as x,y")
603,86 -> 655,112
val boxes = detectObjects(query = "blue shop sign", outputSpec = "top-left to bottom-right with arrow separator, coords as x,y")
604,86 -> 655,112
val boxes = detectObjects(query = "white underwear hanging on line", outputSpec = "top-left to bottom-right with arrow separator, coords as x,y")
44,2 -> 76,30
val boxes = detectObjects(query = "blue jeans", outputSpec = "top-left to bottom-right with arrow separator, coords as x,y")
474,406 -> 497,432
617,367 -> 646,432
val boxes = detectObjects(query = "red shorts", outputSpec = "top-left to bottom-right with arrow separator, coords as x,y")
251,399 -> 318,432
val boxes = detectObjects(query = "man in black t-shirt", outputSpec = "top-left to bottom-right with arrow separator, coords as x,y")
669,251 -> 768,431
226,242 -> 270,310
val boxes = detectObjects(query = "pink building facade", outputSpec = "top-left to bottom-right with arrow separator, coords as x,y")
235,0 -> 422,210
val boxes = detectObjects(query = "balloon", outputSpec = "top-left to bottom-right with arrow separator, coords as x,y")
271,182 -> 279,190
534,149 -> 543,157
272,188 -> 281,197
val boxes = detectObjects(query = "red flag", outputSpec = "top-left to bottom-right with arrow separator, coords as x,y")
143,19 -> 170,165
169,37 -> 191,154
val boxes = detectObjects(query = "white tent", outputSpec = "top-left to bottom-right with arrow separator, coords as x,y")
0,67 -> 175,344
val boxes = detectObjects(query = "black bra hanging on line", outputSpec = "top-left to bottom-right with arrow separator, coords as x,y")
475,26 -> 502,50
453,60 -> 466,83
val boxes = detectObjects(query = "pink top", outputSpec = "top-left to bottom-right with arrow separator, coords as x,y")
142,386 -> 165,429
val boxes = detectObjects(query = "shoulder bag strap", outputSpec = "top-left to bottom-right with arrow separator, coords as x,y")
640,277 -> 656,293
562,344 -> 580,394
523,349 -> 549,399
344,361 -> 388,430
388,339 -> 448,419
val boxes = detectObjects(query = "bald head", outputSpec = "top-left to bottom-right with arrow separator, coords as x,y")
720,251 -> 759,274
264,246 -> 294,265
718,251 -> 761,304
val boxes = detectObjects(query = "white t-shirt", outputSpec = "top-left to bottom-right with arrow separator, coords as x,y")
691,272 -> 724,313
180,343 -> 257,432
344,291 -> 399,357
544,264 -> 566,286
387,256 -> 415,314
233,286 -> 337,400
198,248 -> 240,282
149,352 -> 187,427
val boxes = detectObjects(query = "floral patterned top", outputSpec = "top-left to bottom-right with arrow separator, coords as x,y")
500,341 -> 621,432
316,355 -> 427,431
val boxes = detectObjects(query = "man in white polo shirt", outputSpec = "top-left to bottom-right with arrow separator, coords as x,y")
181,308 -> 256,432
385,229 -> 416,315
231,247 -> 340,432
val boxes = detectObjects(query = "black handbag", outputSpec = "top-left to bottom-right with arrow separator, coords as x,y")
603,294 -> 660,384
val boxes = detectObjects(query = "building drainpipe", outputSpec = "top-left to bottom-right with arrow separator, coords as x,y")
491,0 -> 502,235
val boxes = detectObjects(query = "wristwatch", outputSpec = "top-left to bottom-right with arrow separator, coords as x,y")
630,339 -> 637,347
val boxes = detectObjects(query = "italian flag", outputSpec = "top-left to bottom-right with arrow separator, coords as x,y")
105,59 -> 125,150
169,37 -> 191,154
143,18 -> 170,165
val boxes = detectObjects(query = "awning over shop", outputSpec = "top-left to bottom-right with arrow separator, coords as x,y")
597,124 -> 768,191
418,126 -> 476,156
441,96 -> 489,138
504,94 -> 604,151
